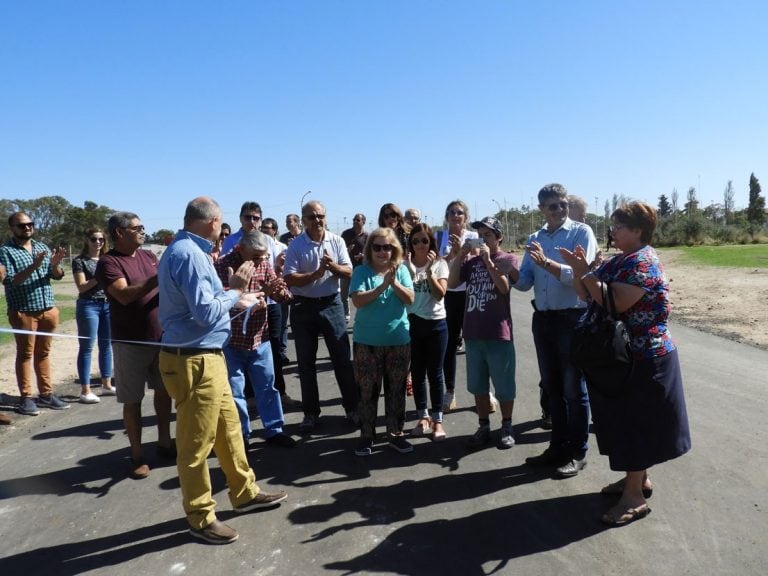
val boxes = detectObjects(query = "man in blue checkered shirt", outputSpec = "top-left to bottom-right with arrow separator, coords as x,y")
0,212 -> 68,416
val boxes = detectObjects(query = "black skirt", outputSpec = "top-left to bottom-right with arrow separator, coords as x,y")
588,348 -> 691,471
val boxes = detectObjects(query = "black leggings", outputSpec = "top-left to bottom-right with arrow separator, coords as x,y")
443,290 -> 466,392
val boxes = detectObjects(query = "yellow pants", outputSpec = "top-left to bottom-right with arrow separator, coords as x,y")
159,350 -> 259,529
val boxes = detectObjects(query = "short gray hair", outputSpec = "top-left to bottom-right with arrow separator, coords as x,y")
239,229 -> 270,252
184,197 -> 221,226
108,212 -> 139,240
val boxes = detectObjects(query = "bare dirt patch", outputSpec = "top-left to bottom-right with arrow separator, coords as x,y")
1,249 -> 766,400
659,248 -> 768,350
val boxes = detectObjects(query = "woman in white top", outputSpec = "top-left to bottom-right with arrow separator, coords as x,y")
435,200 -> 478,412
406,223 -> 449,440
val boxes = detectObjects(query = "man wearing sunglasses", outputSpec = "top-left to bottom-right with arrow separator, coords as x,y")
1,212 -> 67,416
509,183 -> 598,479
283,200 -> 359,433
222,202 -> 269,257
95,212 -> 175,480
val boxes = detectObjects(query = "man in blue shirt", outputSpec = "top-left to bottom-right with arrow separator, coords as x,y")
510,183 -> 598,478
158,196 -> 287,545
283,200 -> 359,433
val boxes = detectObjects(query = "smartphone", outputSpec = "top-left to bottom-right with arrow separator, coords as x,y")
465,238 -> 485,249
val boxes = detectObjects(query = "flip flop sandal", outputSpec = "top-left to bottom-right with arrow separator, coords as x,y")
600,478 -> 653,499
601,504 -> 651,526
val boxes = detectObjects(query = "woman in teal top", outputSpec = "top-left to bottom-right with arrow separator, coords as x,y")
350,227 -> 415,456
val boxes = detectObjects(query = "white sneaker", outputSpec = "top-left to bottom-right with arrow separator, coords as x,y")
79,392 -> 100,404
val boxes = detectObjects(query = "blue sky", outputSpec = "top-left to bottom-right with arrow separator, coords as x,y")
2,1 -> 766,234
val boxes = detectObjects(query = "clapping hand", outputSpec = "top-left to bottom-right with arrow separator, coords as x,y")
228,260 -> 255,292
558,245 -> 590,277
51,247 -> 66,267
525,241 -> 547,266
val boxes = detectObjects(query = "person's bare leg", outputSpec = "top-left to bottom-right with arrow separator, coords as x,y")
124,402 -> 143,461
500,400 -> 514,420
475,394 -> 491,419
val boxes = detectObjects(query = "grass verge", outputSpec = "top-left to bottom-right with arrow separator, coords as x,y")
674,244 -> 768,268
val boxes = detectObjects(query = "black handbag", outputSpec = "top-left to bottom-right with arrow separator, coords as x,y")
570,280 -> 633,397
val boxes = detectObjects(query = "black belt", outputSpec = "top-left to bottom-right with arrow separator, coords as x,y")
294,294 -> 338,304
161,346 -> 222,356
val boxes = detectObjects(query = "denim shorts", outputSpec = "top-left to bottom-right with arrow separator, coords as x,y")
465,339 -> 516,401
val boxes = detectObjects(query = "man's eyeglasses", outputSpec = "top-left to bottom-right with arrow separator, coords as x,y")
609,224 -> 627,233
304,214 -> 326,221
89,237 -> 105,243
411,237 -> 430,245
14,222 -> 34,229
242,215 -> 261,222
124,225 -> 145,233
372,243 -> 394,252
447,209 -> 464,217
546,201 -> 568,212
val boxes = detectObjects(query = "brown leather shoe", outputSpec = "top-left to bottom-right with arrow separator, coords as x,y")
189,519 -> 239,544
0,412 -> 12,425
233,490 -> 288,512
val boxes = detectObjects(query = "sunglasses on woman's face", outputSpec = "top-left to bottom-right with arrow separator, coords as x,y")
372,243 -> 394,252
448,209 -> 464,217
89,237 -> 105,243
411,237 -> 430,245
384,212 -> 398,219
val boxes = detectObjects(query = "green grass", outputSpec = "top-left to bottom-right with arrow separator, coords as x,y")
672,244 -> 768,268
0,279 -> 77,345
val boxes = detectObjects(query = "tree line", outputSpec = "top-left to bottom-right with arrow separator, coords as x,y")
491,172 -> 767,247
0,196 -> 174,251
3,174 -> 766,252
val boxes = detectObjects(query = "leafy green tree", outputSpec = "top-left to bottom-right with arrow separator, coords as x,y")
148,229 -> 175,245
1,196 -> 117,249
658,194 -> 672,217
52,201 -> 115,249
746,172 -> 766,225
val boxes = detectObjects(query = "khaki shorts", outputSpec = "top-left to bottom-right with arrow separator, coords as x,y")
113,342 -> 164,403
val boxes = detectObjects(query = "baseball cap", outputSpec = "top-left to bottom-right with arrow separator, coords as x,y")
470,216 -> 503,236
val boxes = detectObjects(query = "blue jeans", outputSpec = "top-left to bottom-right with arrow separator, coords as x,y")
223,342 -> 285,439
532,309 -> 590,458
76,298 -> 113,385
290,294 -> 359,416
409,315 -> 448,417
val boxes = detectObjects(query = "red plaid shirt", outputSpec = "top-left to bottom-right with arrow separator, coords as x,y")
215,251 -> 275,351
